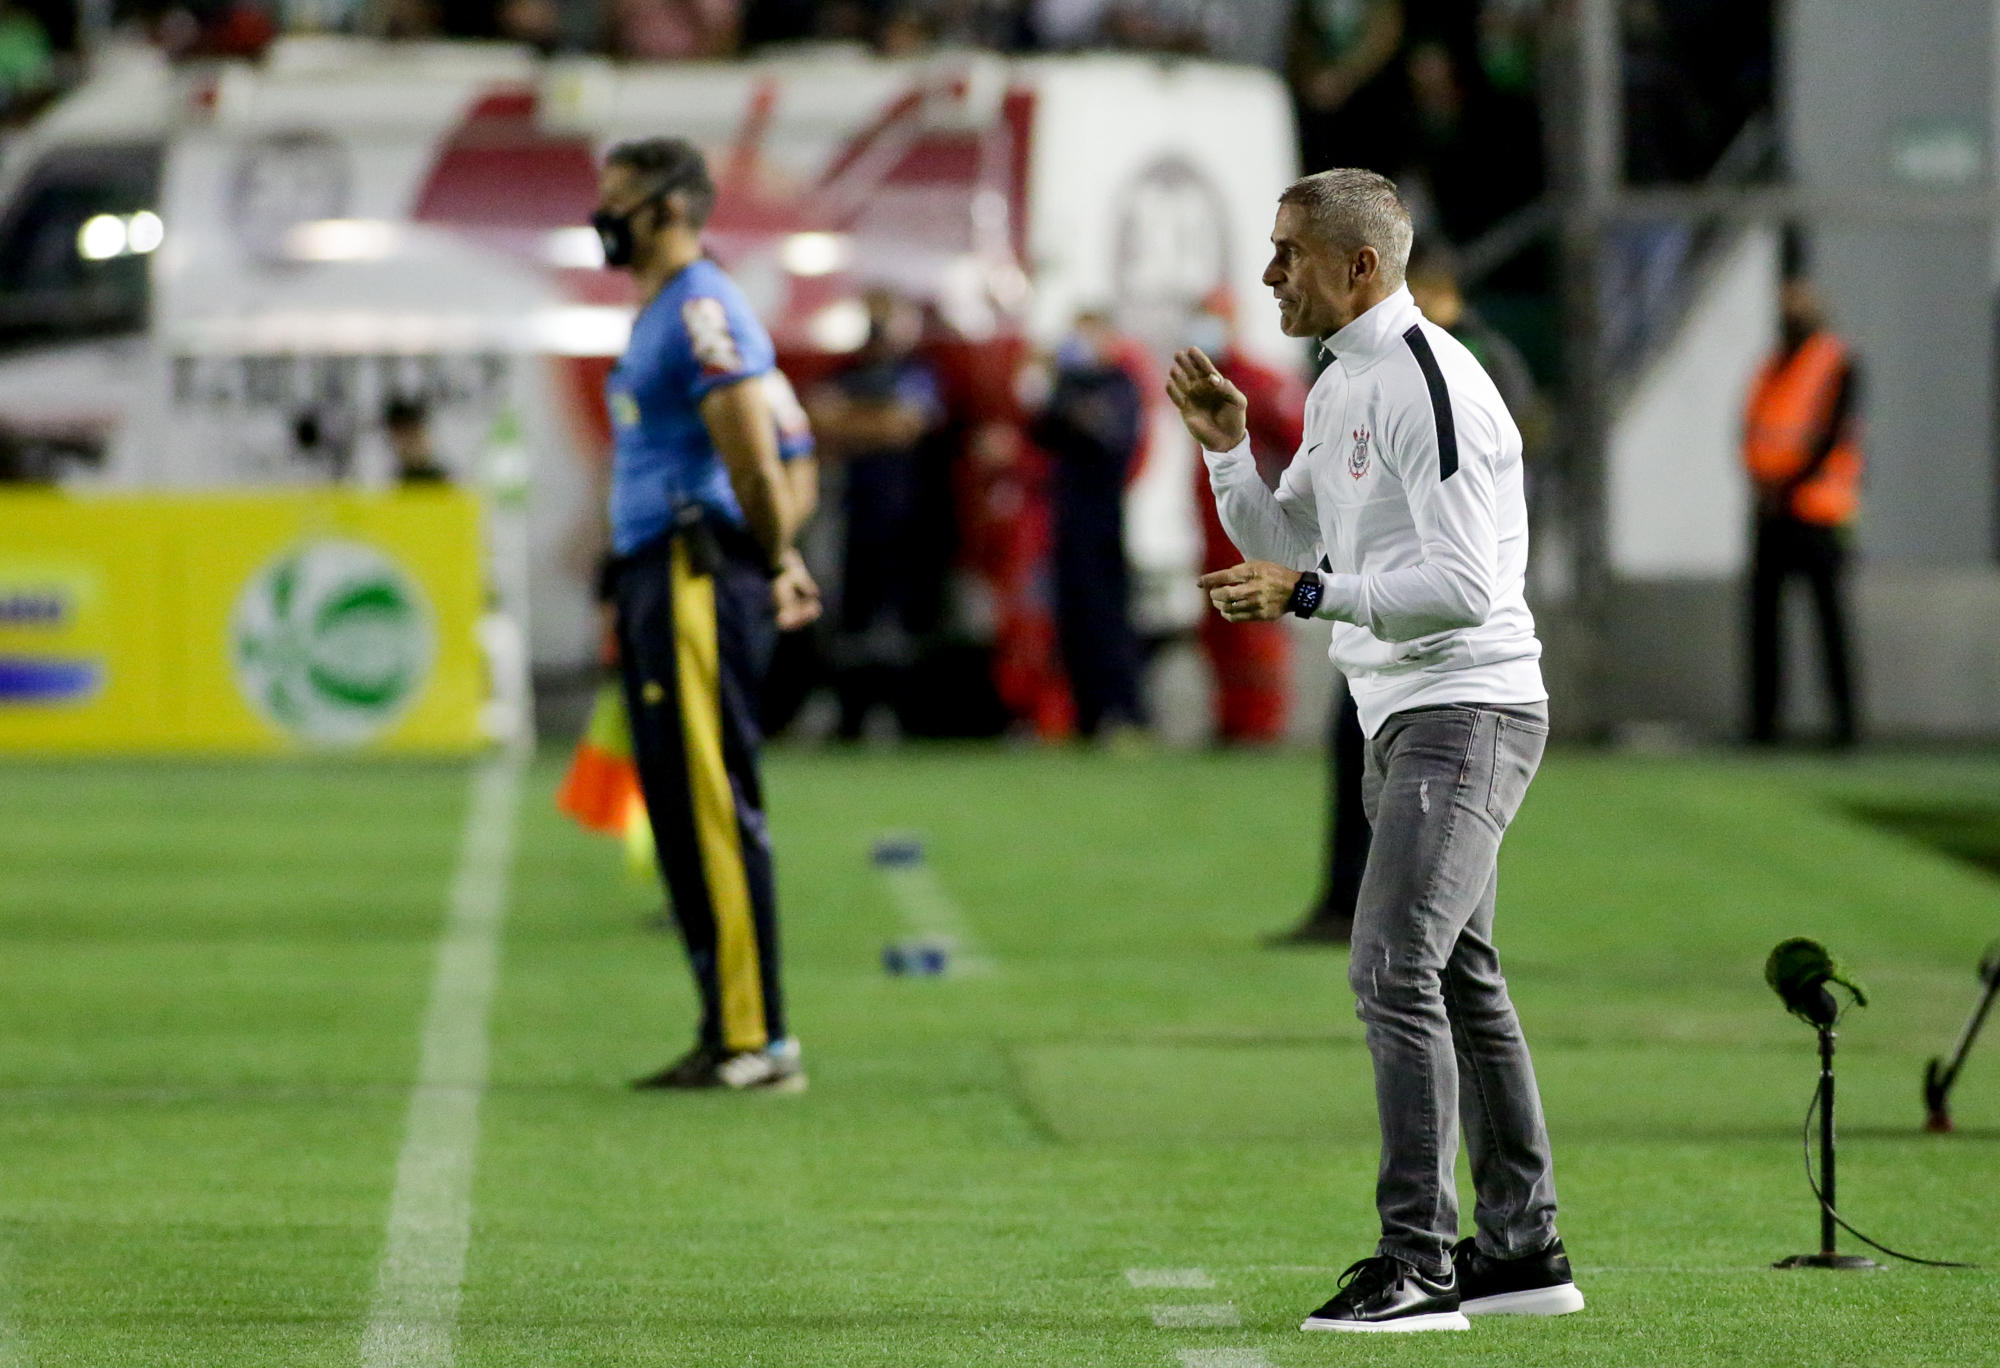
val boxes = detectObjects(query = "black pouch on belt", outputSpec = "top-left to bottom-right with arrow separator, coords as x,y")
673,504 -> 722,578
593,551 -> 625,603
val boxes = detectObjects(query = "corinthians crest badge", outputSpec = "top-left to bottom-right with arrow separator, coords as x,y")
1348,427 -> 1372,479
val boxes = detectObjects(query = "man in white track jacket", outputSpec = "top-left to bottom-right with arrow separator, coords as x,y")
1166,169 -> 1584,1334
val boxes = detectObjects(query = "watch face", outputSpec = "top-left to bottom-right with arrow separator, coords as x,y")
229,131 -> 352,265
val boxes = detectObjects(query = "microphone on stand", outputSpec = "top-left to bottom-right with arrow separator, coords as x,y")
1766,938 -> 1976,1270
1765,937 -> 1865,1028
1766,938 -> 1876,1271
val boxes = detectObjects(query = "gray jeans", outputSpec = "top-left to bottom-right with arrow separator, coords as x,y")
1350,701 -> 1558,1276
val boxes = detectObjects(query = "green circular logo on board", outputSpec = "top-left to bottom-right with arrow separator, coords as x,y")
231,539 -> 434,745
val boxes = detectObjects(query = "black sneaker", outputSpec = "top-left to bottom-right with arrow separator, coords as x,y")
1300,1255 -> 1469,1333
1452,1236 -> 1586,1316
631,1044 -> 724,1089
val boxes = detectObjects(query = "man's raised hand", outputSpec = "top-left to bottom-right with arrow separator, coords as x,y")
1166,347 -> 1249,453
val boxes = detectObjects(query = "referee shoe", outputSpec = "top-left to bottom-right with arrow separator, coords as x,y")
1451,1236 -> 1586,1316
717,1039 -> 807,1093
632,1039 -> 807,1093
1300,1255 -> 1469,1333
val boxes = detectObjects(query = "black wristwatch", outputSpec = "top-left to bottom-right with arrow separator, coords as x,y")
1285,571 -> 1324,619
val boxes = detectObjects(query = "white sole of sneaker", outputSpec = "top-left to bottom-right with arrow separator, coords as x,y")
1461,1284 -> 1585,1316
722,1073 -> 808,1094
1300,1311 -> 1471,1333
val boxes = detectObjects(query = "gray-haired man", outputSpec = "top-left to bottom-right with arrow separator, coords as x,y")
1166,169 -> 1586,1333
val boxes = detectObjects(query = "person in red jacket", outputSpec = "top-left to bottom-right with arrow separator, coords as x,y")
1186,290 -> 1307,742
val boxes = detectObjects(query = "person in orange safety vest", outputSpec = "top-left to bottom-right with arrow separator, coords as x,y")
1743,271 -> 1861,747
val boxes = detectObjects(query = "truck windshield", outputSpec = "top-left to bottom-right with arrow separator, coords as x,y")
0,144 -> 163,351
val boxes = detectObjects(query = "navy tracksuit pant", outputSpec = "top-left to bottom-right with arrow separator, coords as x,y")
612,515 -> 786,1053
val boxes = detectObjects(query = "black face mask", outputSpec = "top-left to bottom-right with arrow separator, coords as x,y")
592,189 -> 673,268
592,205 -> 640,268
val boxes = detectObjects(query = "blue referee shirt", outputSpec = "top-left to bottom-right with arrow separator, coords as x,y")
606,257 -> 811,556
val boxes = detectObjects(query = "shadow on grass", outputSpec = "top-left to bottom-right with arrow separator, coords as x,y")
1848,800 -> 2000,879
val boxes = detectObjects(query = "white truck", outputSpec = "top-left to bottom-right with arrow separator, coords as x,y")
0,37 -> 1297,725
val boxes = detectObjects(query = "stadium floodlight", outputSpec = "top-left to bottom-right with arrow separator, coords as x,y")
284,218 -> 398,262
1923,939 -> 2000,1133
781,232 -> 852,277
807,299 -> 870,353
126,211 -> 165,254
76,213 -> 127,261
1767,939 -> 1974,1270
544,226 -> 606,269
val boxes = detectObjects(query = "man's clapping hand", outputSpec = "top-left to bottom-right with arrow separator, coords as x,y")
1166,347 -> 1249,452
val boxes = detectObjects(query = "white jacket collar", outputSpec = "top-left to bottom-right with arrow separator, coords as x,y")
1319,286 -> 1421,364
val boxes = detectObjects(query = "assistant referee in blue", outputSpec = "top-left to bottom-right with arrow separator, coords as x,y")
593,138 -> 821,1092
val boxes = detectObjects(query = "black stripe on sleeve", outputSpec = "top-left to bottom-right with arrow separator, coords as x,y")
1402,324 -> 1459,482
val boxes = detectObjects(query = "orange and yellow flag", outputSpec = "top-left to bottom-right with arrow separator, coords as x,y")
555,680 -> 655,875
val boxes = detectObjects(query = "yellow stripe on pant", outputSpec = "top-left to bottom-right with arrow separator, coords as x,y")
669,537 -> 769,1053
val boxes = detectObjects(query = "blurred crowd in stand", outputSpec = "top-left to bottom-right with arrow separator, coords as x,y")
0,0 -> 1774,743
2,0 -> 1771,388
1,0 -> 1773,375
12,1 -> 1771,225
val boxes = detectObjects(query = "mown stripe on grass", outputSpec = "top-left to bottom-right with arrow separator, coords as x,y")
359,752 -> 523,1368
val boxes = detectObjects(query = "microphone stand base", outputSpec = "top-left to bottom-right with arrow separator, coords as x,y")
1775,1253 -> 1879,1270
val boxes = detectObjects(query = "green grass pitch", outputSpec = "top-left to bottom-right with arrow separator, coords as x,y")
2,744 -> 1999,1365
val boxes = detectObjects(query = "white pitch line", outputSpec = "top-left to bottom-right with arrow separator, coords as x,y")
1174,1351 -> 1273,1368
875,837 -> 992,976
1150,1304 -> 1241,1328
359,752 -> 524,1368
1127,1268 -> 1216,1289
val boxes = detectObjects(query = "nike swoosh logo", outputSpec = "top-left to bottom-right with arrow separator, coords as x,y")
1308,443 -> 1322,453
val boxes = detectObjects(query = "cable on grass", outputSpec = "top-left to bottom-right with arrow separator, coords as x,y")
1799,1087 -> 1977,1268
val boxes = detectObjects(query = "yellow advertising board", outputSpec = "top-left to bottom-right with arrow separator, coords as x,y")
0,489 -> 487,754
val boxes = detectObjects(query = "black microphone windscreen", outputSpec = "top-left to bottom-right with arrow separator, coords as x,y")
1766,937 -> 1866,1027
